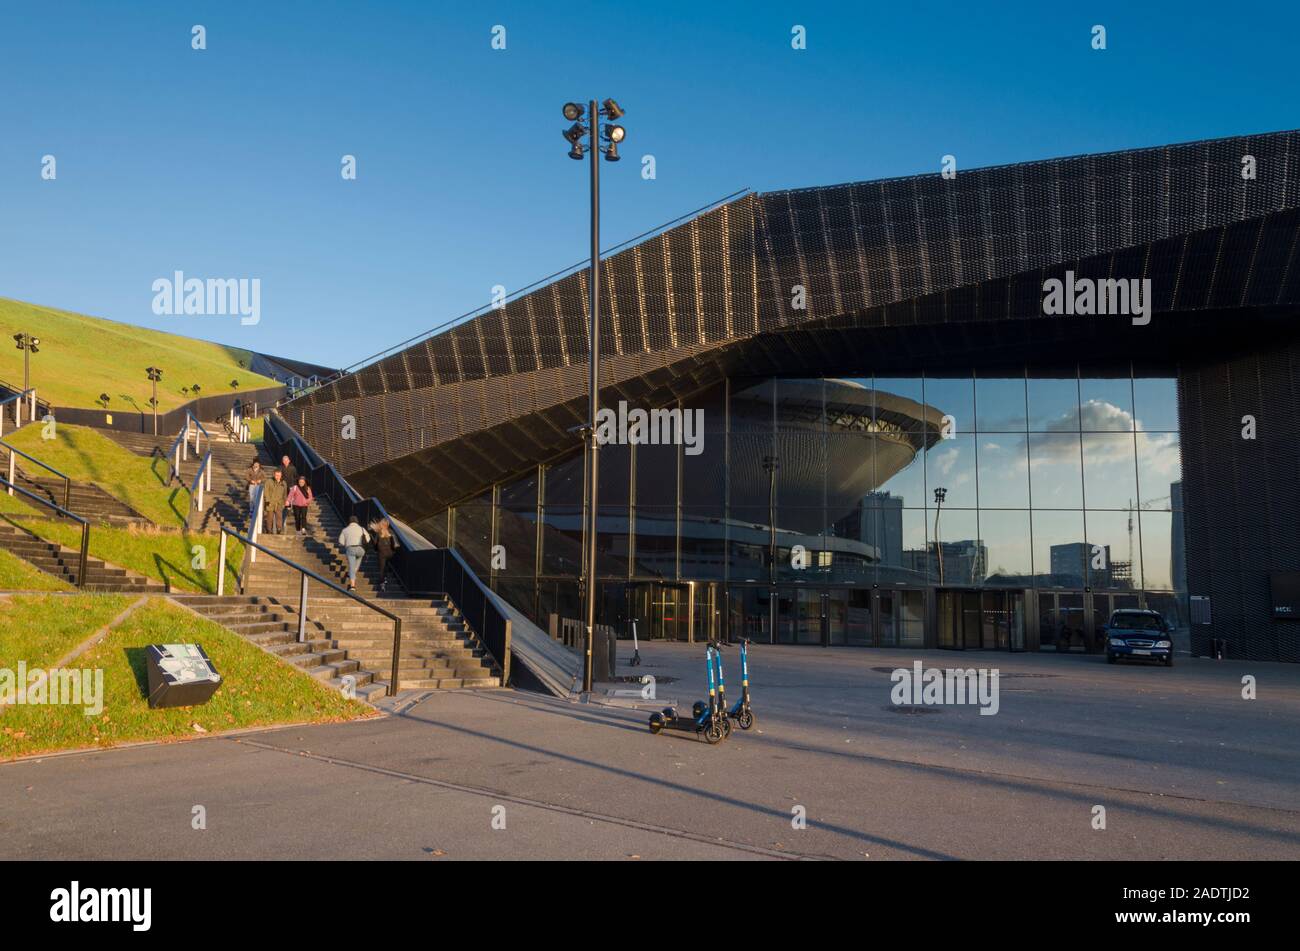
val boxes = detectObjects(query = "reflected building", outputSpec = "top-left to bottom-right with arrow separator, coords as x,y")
286,130 -> 1300,664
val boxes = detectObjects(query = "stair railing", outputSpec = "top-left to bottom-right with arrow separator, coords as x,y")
246,482 -> 264,564
185,450 -> 214,530
0,440 -> 72,511
0,388 -> 40,436
217,524 -> 403,696
166,411 -> 212,484
0,475 -> 90,587
262,410 -> 511,684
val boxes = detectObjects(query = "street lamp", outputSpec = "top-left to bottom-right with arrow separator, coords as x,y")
146,367 -> 163,436
933,487 -> 948,585
13,334 -> 40,419
562,97 -> 627,694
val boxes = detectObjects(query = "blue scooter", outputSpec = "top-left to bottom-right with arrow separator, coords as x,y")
648,643 -> 730,744
724,638 -> 755,731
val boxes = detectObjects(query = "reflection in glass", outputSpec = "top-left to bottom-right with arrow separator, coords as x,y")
1079,375 -> 1133,428
1133,377 -> 1179,431
923,375 -> 974,435
976,436 -> 1030,508
1032,510 -> 1086,587
975,375 -> 1027,433
1082,433 -> 1138,510
1139,509 -> 1177,590
1135,432 -> 1181,508
980,510 -> 1032,585
924,435 -> 977,509
1028,433 -> 1084,508
1028,375 -> 1080,431
1084,509 -> 1138,590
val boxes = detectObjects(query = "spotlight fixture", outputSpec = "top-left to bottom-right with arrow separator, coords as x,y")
562,102 -> 585,121
146,366 -> 163,381
602,124 -> 626,143
601,98 -> 624,120
604,141 -> 621,162
562,123 -> 587,146
230,379 -> 239,388
98,393 -> 111,407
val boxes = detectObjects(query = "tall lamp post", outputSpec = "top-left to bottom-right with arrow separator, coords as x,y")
13,333 -> 40,422
933,487 -> 948,585
146,367 -> 163,436
562,98 -> 626,694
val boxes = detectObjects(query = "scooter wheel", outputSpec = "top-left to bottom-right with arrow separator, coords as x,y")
703,722 -> 725,744
737,709 -> 755,731
721,717 -> 733,739
648,713 -> 664,735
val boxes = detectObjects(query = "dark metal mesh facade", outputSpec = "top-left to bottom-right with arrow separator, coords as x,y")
288,130 -> 1300,660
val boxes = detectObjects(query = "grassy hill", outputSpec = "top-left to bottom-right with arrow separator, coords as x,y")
0,297 -> 283,411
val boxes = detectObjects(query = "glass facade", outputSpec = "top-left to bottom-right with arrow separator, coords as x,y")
436,367 -> 1186,650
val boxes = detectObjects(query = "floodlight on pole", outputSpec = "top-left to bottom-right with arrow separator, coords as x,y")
561,96 -> 628,694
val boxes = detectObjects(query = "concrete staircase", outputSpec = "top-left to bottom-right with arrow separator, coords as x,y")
8,466 -> 148,526
0,523 -> 167,592
169,593 -> 390,702
104,428 -> 272,534
239,501 -> 502,691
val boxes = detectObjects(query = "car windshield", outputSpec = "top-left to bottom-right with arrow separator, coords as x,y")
1111,613 -> 1163,631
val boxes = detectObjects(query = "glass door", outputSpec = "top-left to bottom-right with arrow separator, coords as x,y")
795,589 -> 822,644
877,590 -> 897,647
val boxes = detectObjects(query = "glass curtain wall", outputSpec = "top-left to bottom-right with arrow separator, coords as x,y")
425,367 -> 1183,634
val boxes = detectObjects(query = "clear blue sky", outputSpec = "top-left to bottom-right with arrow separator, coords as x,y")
0,0 -> 1295,368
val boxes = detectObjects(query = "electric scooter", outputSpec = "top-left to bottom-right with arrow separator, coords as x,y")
725,638 -> 755,730
648,643 -> 729,743
629,620 -> 642,667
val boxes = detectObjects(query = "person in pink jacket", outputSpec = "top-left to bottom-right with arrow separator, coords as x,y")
287,476 -> 314,535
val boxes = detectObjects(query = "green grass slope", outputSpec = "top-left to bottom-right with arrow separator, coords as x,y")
0,597 -> 373,759
0,297 -> 282,411
6,422 -> 189,526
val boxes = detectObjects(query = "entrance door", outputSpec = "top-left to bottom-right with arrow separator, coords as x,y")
795,589 -> 821,644
877,590 -> 898,647
825,590 -> 850,646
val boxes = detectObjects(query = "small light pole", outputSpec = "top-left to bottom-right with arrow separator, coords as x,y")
933,487 -> 948,585
562,97 -> 627,694
763,454 -> 780,640
146,366 -> 163,435
12,333 -> 40,422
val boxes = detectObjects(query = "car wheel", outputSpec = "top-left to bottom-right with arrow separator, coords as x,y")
1164,655 -> 1174,667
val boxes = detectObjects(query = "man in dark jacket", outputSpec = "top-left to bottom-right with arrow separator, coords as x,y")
262,470 -> 288,534
280,455 -> 298,490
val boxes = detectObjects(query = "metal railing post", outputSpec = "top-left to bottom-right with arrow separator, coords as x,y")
298,574 -> 309,642
217,530 -> 227,596
6,451 -> 13,496
29,389 -> 36,421
389,618 -> 402,697
63,476 -> 70,512
78,523 -> 89,589
182,418 -> 189,461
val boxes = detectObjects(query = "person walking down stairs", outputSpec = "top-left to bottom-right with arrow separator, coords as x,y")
370,517 -> 400,592
287,476 -> 313,535
245,460 -> 264,512
338,515 -> 371,591
262,469 -> 288,534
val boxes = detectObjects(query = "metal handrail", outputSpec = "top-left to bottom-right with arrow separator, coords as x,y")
0,475 -> 90,587
217,524 -> 403,697
186,450 -> 214,529
0,388 -> 40,436
166,410 -> 212,483
0,440 -> 72,511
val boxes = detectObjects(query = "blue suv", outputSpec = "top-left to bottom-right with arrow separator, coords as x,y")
1104,609 -> 1174,666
